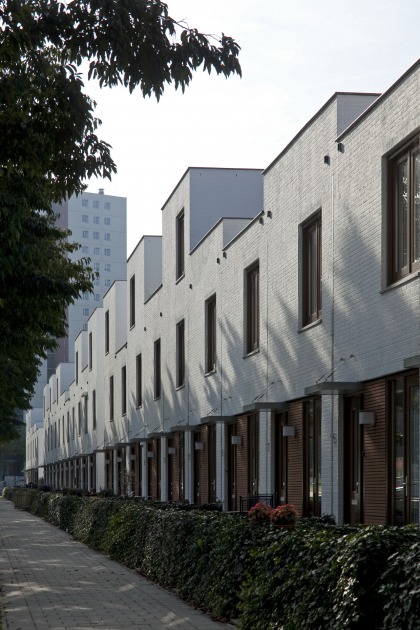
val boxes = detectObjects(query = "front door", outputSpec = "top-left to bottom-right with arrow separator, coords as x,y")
391,374 -> 420,524
344,396 -> 363,524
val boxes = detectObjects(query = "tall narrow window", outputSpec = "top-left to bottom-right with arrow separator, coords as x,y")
245,262 -> 259,354
130,274 -> 136,327
92,390 -> 97,430
121,365 -> 127,415
205,295 -> 216,373
105,310 -> 109,354
248,415 -> 259,495
304,397 -> 322,517
176,210 -> 185,279
78,401 -> 82,435
302,212 -> 322,326
89,332 -> 93,370
72,407 -> 75,439
154,339 -> 161,399
176,319 -> 185,388
75,351 -> 79,385
109,375 -> 114,421
136,353 -> 142,407
388,136 -> 420,283
84,395 -> 88,433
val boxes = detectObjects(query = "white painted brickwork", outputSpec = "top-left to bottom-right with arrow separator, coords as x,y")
37,61 -> 420,520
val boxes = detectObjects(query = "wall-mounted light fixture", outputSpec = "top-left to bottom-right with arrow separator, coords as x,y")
337,142 -> 344,153
282,425 -> 296,438
194,442 -> 204,451
168,447 -> 176,455
324,155 -> 330,165
231,435 -> 242,446
358,411 -> 375,426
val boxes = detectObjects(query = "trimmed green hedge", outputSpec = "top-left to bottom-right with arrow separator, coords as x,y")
7,490 -> 420,627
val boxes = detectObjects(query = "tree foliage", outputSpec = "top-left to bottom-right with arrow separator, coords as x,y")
0,0 -> 241,441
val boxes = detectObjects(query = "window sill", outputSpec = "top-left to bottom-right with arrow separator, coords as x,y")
136,405 -> 143,410
154,396 -> 161,401
205,368 -> 217,377
381,270 -> 420,293
176,384 -> 185,391
298,318 -> 322,333
176,273 -> 185,285
130,324 -> 135,331
243,348 -> 260,359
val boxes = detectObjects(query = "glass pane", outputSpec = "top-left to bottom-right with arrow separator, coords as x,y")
307,403 -> 314,515
414,152 -> 420,263
410,385 -> 420,523
394,378 -> 405,525
396,160 -> 408,272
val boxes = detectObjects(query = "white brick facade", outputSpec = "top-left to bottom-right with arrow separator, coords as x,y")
38,61 -> 420,524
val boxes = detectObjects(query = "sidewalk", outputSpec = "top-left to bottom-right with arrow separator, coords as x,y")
0,498 -> 229,629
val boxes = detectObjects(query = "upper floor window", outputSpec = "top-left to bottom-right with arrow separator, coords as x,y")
387,136 -> 420,283
94,247 -> 100,255
93,200 -> 100,209
82,199 -> 88,207
82,246 -> 89,254
176,210 -> 185,279
93,216 -> 100,224
104,233 -> 111,241
105,263 -> 111,272
121,365 -> 127,415
104,217 -> 111,225
129,275 -> 135,327
302,212 -> 322,327
104,202 -> 111,210
93,231 -> 100,240
105,310 -> 109,354
154,338 -> 161,399
109,375 -> 114,421
136,353 -> 142,407
89,332 -> 93,370
205,295 -> 216,373
82,230 -> 89,238
92,390 -> 97,430
82,214 -> 89,223
245,262 -> 259,354
104,248 -> 111,256
176,319 -> 185,388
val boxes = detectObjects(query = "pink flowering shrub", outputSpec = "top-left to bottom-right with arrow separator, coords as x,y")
270,503 -> 297,525
247,502 -> 272,523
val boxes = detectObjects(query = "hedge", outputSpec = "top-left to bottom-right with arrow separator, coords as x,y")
6,490 -> 420,628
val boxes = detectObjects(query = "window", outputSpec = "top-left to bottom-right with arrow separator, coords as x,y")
93,231 -> 99,240
95,278 -> 100,286
104,217 -> 111,225
109,375 -> 114,421
83,292 -> 89,300
82,230 -> 89,238
93,200 -> 99,209
245,262 -> 259,354
78,401 -> 82,435
92,390 -> 97,430
93,216 -> 100,224
387,136 -> 420,283
95,293 -> 100,301
89,332 -> 93,370
93,262 -> 100,271
82,214 -> 89,223
105,310 -> 109,353
104,248 -> 111,256
121,366 -> 127,415
130,275 -> 135,327
248,415 -> 259,495
83,323 -> 88,331
82,198 -> 88,207
105,263 -> 111,272
302,212 -> 322,326
67,411 -> 70,442
104,202 -> 111,210
304,397 -> 322,517
176,210 -> 185,279
75,351 -> 79,385
104,233 -> 111,241
84,395 -> 88,433
154,338 -> 161,399
72,407 -> 75,438
104,279 -> 111,287
82,246 -> 89,254
176,319 -> 185,388
94,247 -> 100,255
136,354 -> 142,407
205,295 -> 216,373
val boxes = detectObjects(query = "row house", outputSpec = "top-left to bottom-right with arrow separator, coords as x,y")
41,59 -> 420,525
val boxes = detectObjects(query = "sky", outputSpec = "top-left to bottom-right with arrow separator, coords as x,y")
86,0 -> 420,256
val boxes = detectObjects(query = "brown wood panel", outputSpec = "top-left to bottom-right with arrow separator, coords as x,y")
363,379 -> 387,525
236,416 -> 248,506
287,401 -> 304,517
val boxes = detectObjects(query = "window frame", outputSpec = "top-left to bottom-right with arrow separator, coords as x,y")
176,210 -> 185,280
245,261 -> 260,354
109,375 -> 114,421
154,339 -> 161,399
387,136 -> 420,284
129,274 -> 136,328
121,365 -> 127,415
136,353 -> 142,407
105,310 -> 109,354
176,319 -> 185,388
205,295 -> 216,374
301,212 -> 322,327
